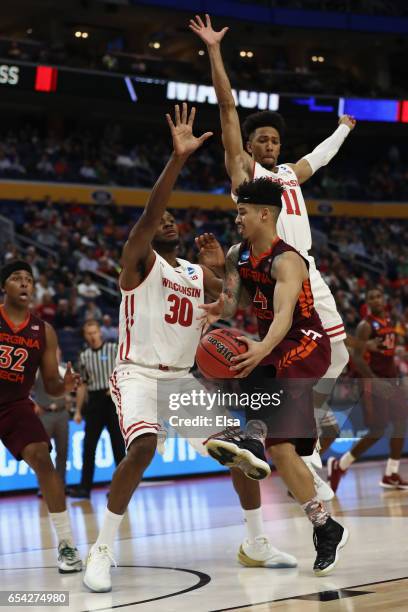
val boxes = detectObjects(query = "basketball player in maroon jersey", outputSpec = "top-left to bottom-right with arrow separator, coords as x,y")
200,178 -> 349,575
328,287 -> 408,491
0,260 -> 82,572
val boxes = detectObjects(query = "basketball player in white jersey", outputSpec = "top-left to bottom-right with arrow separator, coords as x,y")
83,104 -> 296,592
190,12 -> 356,555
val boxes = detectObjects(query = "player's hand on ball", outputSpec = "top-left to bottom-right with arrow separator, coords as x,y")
197,293 -> 225,333
366,337 -> 383,353
166,103 -> 213,159
195,233 -> 225,272
230,337 -> 269,378
339,114 -> 356,130
189,14 -> 229,47
63,362 -> 81,393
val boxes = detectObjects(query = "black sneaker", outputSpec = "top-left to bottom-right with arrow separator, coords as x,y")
313,516 -> 349,576
66,486 -> 90,499
204,427 -> 271,480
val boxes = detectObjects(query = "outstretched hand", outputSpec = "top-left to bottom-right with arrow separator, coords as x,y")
197,293 -> 225,334
166,103 -> 213,158
63,362 -> 81,393
195,233 -> 225,272
189,13 -> 229,47
339,114 -> 356,130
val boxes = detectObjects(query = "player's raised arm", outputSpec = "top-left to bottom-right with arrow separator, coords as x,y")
289,115 -> 356,185
189,14 -> 252,189
121,103 -> 212,289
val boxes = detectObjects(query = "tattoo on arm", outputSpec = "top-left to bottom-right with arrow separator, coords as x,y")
222,244 -> 242,318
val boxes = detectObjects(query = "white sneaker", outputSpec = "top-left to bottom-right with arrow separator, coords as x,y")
306,462 -> 335,502
83,544 -> 116,592
302,448 -> 323,469
57,540 -> 83,574
238,536 -> 297,568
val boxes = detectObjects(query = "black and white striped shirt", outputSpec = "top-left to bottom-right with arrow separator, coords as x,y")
78,342 -> 117,392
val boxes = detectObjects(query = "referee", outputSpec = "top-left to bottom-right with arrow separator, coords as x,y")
68,319 -> 125,499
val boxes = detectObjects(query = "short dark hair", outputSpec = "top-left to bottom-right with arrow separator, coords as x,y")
242,111 -> 286,142
366,286 -> 384,298
236,178 -> 284,207
1,260 -> 33,288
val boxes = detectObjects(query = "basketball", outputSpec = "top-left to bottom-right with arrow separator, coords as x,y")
196,327 -> 247,379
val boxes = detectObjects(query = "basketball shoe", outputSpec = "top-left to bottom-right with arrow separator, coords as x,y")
83,544 -> 117,592
57,540 -> 83,574
380,473 -> 408,490
327,457 -> 347,493
238,536 -> 298,568
204,426 -> 271,480
313,517 -> 349,576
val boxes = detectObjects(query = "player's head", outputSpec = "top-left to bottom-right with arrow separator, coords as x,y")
0,260 -> 34,306
242,111 -> 286,170
83,319 -> 103,348
366,287 -> 385,315
235,178 -> 284,241
152,210 -> 180,252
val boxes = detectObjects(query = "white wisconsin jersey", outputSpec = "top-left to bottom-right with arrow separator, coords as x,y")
117,253 -> 204,369
233,161 -> 312,256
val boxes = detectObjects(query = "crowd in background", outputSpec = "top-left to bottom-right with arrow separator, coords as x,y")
1,125 -> 407,202
0,198 -> 407,367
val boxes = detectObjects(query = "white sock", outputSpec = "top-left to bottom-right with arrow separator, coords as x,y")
339,451 -> 355,471
243,507 -> 264,542
386,458 -> 400,476
49,510 -> 74,547
95,509 -> 124,550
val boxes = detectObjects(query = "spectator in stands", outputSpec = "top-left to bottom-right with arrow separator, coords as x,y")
80,300 -> 103,324
35,273 -> 56,304
78,247 -> 99,274
37,154 -> 55,177
79,160 -> 98,182
35,292 -> 57,325
77,273 -> 101,300
54,298 -> 78,330
100,314 -> 118,342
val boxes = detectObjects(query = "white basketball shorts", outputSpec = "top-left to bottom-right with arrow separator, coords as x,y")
307,256 -> 346,343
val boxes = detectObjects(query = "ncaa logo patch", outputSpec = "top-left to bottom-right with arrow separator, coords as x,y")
187,266 -> 198,280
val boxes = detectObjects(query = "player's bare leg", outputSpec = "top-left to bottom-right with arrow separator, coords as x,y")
107,434 -> 157,514
84,434 -> 157,592
21,442 -> 82,573
328,430 -> 383,493
230,466 -> 297,569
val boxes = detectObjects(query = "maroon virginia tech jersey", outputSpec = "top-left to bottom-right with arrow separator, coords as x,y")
365,314 -> 397,378
0,306 -> 46,406
237,237 -> 325,340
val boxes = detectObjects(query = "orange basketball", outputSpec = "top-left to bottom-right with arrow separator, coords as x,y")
196,328 -> 247,379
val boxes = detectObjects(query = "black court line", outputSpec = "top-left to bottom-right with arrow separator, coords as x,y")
0,564 -> 210,611
210,575 -> 408,611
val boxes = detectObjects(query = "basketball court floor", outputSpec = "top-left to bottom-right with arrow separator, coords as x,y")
1,461 -> 408,611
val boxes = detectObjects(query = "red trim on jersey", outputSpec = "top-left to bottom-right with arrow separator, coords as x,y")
327,329 -> 346,339
249,237 -> 281,268
124,419 -> 161,435
369,314 -> 388,327
324,323 -> 344,332
110,372 -> 125,436
124,293 -> 135,361
125,421 -> 161,442
0,305 -> 31,333
119,253 -> 157,292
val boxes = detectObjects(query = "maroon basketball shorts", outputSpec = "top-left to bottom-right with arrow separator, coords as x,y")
241,330 -> 331,456
361,379 -> 408,431
0,399 -> 51,460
